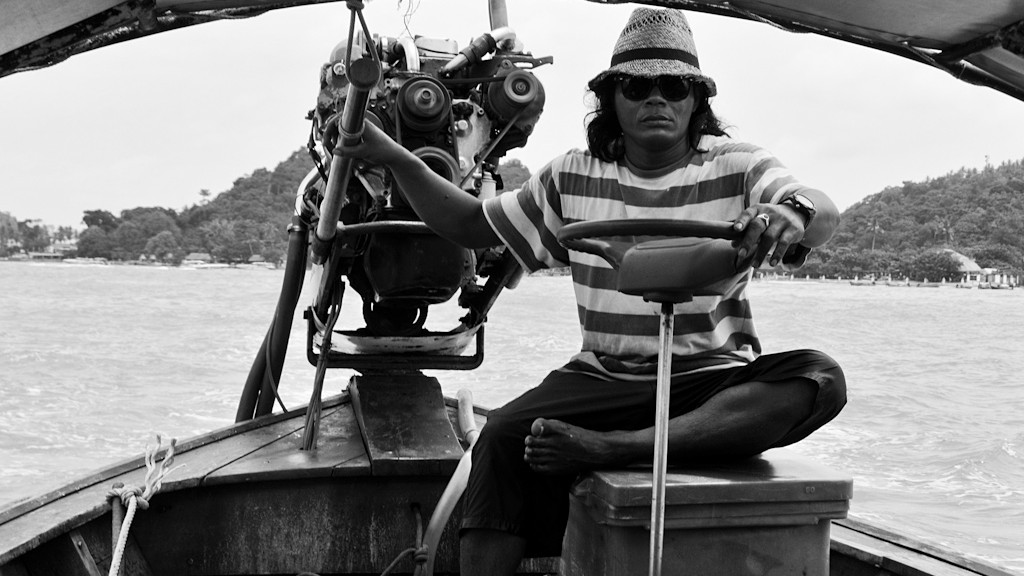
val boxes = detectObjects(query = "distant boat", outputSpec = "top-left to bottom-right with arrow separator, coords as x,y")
982,283 -> 1016,290
61,257 -> 109,266
180,261 -> 231,269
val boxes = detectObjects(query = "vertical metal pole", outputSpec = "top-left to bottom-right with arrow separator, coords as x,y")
649,301 -> 674,576
310,57 -> 379,266
488,0 -> 509,29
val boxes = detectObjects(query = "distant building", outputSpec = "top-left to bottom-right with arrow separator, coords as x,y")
181,252 -> 212,265
51,238 -> 77,254
944,249 -> 983,284
946,249 -> 1017,288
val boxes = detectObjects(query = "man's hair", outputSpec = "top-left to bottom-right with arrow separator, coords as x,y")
585,77 -> 729,162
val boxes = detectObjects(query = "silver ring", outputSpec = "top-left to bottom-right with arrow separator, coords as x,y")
758,213 -> 771,226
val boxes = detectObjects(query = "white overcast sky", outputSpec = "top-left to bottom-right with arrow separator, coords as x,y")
2,0 -> 1024,228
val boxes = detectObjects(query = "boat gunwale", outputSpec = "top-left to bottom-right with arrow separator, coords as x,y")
832,518 -> 1019,576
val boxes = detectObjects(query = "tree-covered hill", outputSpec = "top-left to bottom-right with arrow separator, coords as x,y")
69,149 -> 312,264
64,151 -> 533,265
802,158 -> 1024,280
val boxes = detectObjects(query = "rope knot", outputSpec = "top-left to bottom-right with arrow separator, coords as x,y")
413,546 -> 429,564
106,435 -> 179,576
106,485 -> 144,508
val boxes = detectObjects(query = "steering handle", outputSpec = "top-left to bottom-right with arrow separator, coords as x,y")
557,219 -> 740,269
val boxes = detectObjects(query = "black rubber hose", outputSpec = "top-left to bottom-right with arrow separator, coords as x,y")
236,217 -> 310,421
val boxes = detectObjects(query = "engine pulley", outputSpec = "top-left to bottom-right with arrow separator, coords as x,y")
413,146 -> 462,184
487,69 -> 541,121
397,76 -> 452,132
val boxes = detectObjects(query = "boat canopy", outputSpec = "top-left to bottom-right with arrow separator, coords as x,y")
3,0 -> 1024,102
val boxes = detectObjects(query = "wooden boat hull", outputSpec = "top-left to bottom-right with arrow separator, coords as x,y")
0,392 -> 1013,576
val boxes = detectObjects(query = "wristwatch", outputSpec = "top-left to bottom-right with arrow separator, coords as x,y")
780,193 -> 816,227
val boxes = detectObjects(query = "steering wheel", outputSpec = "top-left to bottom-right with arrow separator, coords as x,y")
556,219 -> 750,303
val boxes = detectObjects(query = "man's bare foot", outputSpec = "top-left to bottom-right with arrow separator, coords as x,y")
524,418 -> 629,474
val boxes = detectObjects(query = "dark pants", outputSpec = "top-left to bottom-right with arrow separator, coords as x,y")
459,349 -> 846,557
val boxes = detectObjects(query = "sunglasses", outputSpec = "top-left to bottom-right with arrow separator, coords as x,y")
616,75 -> 693,102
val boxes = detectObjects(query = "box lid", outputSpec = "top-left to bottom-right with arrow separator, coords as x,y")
571,451 -> 852,527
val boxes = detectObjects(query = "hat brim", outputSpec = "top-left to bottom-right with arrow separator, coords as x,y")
588,60 -> 717,98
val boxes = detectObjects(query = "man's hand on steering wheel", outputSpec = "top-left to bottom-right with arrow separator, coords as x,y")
732,203 -> 806,268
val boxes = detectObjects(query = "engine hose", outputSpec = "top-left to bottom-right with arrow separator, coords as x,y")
418,389 -> 480,575
439,27 -> 516,75
235,216 -> 310,421
236,324 -> 272,422
397,36 -> 420,72
456,389 -> 480,446
256,217 -> 309,417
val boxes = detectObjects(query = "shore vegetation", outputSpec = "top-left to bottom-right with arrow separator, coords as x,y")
3,152 -> 1021,282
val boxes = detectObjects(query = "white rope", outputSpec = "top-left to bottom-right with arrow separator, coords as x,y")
107,435 -> 181,576
108,496 -> 138,576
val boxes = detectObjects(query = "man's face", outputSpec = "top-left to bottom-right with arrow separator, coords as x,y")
614,75 -> 696,153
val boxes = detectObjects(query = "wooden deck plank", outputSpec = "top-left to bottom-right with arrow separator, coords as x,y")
0,397 -> 349,566
350,375 -> 464,476
204,400 -> 370,484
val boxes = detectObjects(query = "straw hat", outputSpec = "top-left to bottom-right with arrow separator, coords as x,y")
588,8 -> 717,97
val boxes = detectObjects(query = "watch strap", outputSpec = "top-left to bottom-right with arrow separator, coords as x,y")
781,194 -> 814,226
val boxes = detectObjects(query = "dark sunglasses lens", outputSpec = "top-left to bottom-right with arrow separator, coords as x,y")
659,77 -> 691,100
618,76 -> 691,101
620,77 -> 654,100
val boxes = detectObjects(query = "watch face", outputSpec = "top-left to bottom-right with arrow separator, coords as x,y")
792,193 -> 815,211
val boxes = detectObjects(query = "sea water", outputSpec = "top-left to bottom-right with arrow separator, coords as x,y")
0,262 -> 1022,573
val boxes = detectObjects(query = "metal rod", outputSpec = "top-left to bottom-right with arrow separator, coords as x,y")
311,56 -> 379,263
488,0 -> 509,29
649,301 -> 674,576
335,219 -> 434,236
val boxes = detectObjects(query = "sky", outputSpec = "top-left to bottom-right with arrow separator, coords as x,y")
2,0 -> 1024,229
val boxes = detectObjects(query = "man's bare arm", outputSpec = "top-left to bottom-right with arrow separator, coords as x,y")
335,120 -> 501,249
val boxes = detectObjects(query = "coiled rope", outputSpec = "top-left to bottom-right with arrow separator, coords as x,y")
106,435 -> 181,576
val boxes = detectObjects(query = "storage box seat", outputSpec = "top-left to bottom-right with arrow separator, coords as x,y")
560,451 -> 853,576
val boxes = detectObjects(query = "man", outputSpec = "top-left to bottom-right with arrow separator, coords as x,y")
337,7 -> 846,575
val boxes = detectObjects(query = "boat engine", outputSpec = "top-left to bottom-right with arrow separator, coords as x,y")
299,25 -> 550,370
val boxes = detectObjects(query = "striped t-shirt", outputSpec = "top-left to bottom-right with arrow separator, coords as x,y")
482,135 -> 816,381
